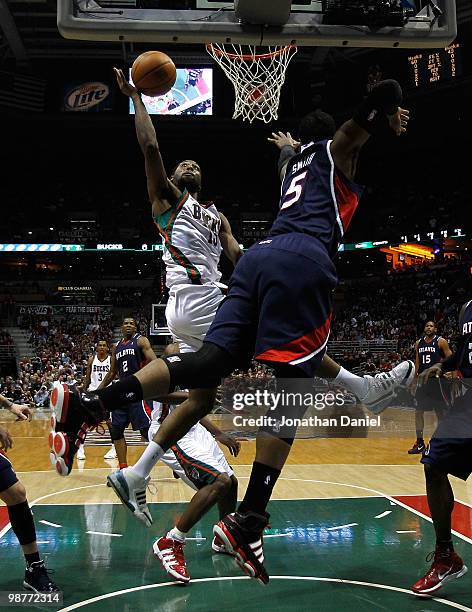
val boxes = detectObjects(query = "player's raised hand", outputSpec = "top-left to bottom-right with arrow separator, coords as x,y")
388,107 -> 409,136
216,433 -> 241,457
0,427 -> 13,451
113,67 -> 138,98
268,131 -> 301,151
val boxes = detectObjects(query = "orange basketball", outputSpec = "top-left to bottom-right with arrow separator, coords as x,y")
131,51 -> 177,97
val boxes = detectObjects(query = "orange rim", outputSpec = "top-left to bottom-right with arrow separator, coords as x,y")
206,43 -> 296,61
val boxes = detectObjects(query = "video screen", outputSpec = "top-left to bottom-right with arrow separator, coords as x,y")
129,67 -> 213,116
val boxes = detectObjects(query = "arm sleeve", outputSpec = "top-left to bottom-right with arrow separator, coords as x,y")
278,145 -> 297,179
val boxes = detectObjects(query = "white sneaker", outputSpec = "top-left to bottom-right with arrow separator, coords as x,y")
76,445 -> 86,461
107,468 -> 153,527
361,360 -> 415,414
103,446 -> 117,460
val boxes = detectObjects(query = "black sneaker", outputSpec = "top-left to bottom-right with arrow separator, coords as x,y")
213,511 -> 269,584
24,561 -> 60,593
408,440 -> 425,454
49,382 -> 106,476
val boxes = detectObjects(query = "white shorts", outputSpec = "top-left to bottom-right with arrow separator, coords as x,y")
148,419 -> 233,490
165,283 -> 225,353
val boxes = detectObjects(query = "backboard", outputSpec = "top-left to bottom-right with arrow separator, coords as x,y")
58,0 -> 457,49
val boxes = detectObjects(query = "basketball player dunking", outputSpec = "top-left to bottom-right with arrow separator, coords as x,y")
408,321 -> 451,455
51,78 -> 413,583
0,394 -> 59,592
411,300 -> 472,595
77,339 -> 116,461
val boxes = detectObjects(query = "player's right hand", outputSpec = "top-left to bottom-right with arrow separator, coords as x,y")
0,427 -> 13,451
267,131 -> 301,151
388,107 -> 409,136
113,67 -> 138,98
418,363 -> 442,385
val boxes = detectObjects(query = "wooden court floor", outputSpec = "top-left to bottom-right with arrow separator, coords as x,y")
1,410 -> 472,610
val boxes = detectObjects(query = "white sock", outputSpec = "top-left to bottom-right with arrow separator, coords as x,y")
132,441 -> 164,479
168,527 -> 187,542
334,367 -> 369,399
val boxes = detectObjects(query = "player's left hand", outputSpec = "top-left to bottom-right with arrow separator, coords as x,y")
9,403 -> 32,421
388,107 -> 409,136
268,131 -> 301,151
216,433 -> 241,457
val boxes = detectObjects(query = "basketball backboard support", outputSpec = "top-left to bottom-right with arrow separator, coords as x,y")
57,0 -> 457,49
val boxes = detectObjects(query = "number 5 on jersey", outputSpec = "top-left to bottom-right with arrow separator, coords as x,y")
281,171 -> 308,210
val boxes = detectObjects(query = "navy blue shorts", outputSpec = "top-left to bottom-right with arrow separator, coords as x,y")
421,390 -> 472,480
205,233 -> 337,377
415,378 -> 445,412
111,400 -> 152,433
0,452 -> 18,493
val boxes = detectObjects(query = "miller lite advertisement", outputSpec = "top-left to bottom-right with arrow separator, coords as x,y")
62,81 -> 113,112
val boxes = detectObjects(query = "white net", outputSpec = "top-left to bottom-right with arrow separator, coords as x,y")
206,44 -> 298,124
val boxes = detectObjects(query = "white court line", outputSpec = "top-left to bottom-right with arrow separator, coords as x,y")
264,534 -> 291,538
39,520 -> 62,528
327,523 -> 358,531
397,530 -> 417,534
36,541 -> 50,544
375,511 -> 392,519
86,531 -> 122,538
57,576 -> 472,612
185,537 -> 206,541
277,477 -> 472,546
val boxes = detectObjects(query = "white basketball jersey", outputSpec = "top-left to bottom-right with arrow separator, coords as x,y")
154,191 -> 223,289
88,355 -> 111,391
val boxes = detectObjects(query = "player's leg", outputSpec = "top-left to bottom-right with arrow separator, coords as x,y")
408,408 -> 426,454
0,456 -> 58,592
318,354 -> 414,413
412,437 -> 469,594
153,425 -> 237,582
109,410 -> 129,469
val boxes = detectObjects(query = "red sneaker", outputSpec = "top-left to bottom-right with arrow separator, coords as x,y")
153,536 -> 190,583
411,547 -> 468,595
211,533 -> 234,556
213,511 -> 269,584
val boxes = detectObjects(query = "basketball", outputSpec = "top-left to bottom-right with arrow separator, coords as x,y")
131,51 -> 177,97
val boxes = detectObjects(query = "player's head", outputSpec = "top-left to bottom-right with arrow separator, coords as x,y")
298,110 -> 336,145
122,317 -> 137,339
96,339 -> 108,357
171,160 -> 202,196
424,320 -> 437,336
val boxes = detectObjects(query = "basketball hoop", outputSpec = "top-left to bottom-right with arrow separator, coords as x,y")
206,43 -> 297,124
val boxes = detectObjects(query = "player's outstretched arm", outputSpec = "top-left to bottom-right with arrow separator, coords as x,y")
113,67 -> 180,216
219,213 -> 243,266
331,80 -> 409,180
0,394 -> 31,421
267,131 -> 300,182
439,337 -> 453,360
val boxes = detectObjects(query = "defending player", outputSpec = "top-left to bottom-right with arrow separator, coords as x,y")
51,78 -> 413,584
77,339 -> 116,461
411,300 -> 472,595
0,394 -> 59,592
408,321 -> 451,455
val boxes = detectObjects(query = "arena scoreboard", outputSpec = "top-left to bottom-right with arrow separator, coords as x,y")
408,43 -> 460,88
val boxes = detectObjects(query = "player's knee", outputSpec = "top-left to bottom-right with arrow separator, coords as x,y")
424,462 -> 448,483
213,473 -> 231,495
8,482 -> 27,505
110,426 -> 125,441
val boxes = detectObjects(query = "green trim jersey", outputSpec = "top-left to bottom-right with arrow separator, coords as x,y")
154,190 -> 222,288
